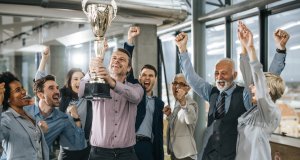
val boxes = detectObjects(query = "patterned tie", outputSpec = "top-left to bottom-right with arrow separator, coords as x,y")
215,92 -> 227,119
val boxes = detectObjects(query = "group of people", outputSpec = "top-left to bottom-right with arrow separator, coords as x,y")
0,21 -> 290,160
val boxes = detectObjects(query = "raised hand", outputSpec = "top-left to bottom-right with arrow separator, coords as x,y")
37,46 -> 50,72
238,21 -> 257,62
238,21 -> 254,51
0,82 -> 5,105
38,120 -> 49,133
175,32 -> 188,53
42,46 -> 50,60
128,26 -> 141,45
175,88 -> 187,107
163,105 -> 172,116
274,29 -> 290,50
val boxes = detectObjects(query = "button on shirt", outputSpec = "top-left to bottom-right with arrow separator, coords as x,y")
136,96 -> 155,138
78,73 -> 144,149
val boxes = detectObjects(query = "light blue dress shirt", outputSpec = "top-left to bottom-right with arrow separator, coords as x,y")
136,96 -> 155,138
24,105 -> 86,150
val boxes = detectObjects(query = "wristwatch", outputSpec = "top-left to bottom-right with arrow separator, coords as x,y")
73,117 -> 81,122
276,48 -> 286,54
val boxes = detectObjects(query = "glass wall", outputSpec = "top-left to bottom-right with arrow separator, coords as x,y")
160,34 -> 177,107
205,24 -> 226,84
268,8 -> 300,138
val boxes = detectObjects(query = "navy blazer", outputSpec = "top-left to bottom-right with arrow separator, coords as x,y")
135,93 -> 165,160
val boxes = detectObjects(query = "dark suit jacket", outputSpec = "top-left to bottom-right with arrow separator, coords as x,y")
135,92 -> 165,160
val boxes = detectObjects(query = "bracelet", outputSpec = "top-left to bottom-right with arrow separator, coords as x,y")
276,48 -> 286,54
73,117 -> 81,122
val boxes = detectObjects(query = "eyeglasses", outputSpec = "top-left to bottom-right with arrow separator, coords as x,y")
172,82 -> 188,87
10,87 -> 25,94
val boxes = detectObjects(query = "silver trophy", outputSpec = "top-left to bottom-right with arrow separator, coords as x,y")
82,0 -> 117,99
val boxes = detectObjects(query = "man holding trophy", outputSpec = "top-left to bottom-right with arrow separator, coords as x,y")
79,0 -> 144,159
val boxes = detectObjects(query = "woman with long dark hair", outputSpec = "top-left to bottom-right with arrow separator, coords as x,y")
0,72 -> 49,160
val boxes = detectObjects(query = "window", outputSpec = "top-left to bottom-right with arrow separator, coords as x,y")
160,34 -> 177,107
268,8 -> 300,138
206,24 -> 226,84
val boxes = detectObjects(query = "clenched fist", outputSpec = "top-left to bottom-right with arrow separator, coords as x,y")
274,29 -> 290,50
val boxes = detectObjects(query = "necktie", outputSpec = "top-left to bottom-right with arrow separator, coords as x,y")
215,92 -> 227,119
84,100 -> 93,140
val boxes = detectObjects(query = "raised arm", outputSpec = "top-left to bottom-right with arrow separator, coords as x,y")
238,21 -> 254,87
238,21 -> 277,121
125,26 -> 140,82
175,32 -> 213,101
269,29 -> 290,75
35,46 -> 50,80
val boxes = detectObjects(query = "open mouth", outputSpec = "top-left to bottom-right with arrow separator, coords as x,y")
144,81 -> 150,88
52,94 -> 60,101
22,95 -> 32,100
218,82 -> 225,87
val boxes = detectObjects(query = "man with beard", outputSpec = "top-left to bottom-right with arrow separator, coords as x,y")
24,50 -> 86,158
78,47 -> 144,160
174,31 -> 288,160
134,64 -> 164,160
174,32 -> 253,160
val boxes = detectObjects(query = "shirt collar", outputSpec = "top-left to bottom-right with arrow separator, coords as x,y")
7,107 -> 22,118
221,83 -> 236,96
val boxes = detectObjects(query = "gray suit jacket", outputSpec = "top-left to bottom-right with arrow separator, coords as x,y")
0,106 -> 49,160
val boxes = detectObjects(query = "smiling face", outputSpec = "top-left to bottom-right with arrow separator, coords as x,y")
8,81 -> 29,108
70,71 -> 84,94
214,59 -> 237,92
109,50 -> 131,77
139,68 -> 157,95
38,80 -> 60,107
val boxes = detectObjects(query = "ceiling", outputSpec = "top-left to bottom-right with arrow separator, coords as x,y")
0,0 -> 191,53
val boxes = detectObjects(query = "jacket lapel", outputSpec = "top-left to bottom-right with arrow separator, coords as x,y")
8,110 -> 37,151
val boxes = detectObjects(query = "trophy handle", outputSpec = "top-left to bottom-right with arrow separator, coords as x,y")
110,0 -> 118,21
82,0 -> 89,15
82,0 -> 117,19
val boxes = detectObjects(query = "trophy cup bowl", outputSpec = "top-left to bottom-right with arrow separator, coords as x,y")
82,0 -> 117,99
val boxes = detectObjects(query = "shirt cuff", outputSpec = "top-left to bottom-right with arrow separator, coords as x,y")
125,42 -> 134,47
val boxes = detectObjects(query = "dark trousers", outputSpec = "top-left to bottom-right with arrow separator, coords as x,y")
89,146 -> 138,160
134,140 -> 153,160
58,144 -> 91,160
171,153 -> 194,160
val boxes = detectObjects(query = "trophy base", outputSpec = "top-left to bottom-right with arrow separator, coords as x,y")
83,83 -> 112,99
